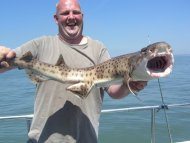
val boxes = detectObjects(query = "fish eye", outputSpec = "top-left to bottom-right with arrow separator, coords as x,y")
141,47 -> 148,53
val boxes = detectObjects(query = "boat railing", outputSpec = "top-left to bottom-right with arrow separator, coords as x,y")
0,102 -> 190,143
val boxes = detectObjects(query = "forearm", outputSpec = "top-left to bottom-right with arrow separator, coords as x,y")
106,81 -> 148,99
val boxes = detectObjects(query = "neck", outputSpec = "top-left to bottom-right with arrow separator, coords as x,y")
58,34 -> 83,45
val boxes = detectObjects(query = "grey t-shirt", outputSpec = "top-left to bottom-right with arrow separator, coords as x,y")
15,35 -> 110,143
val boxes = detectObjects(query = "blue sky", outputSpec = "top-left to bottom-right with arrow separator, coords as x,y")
0,0 -> 189,56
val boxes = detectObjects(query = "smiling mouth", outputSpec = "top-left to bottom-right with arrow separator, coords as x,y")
67,21 -> 77,26
66,24 -> 78,31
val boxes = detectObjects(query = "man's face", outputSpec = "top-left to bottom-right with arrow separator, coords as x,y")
54,0 -> 83,41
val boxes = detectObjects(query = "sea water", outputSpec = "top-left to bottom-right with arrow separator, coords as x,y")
0,55 -> 190,143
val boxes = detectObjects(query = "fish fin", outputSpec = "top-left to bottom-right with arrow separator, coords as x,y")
55,54 -> 68,67
66,82 -> 93,99
19,51 -> 33,62
26,70 -> 50,84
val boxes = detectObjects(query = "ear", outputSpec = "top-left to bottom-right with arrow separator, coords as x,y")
54,14 -> 58,24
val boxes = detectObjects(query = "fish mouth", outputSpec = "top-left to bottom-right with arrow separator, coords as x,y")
146,54 -> 174,78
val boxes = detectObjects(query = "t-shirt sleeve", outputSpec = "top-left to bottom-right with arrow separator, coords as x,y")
97,43 -> 111,64
14,38 -> 42,58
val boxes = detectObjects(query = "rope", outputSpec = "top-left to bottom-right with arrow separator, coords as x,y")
157,78 -> 173,143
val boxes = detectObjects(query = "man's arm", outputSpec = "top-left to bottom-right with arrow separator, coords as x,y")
0,46 -> 16,73
107,81 -> 147,99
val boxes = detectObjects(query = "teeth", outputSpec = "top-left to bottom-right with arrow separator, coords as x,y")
67,23 -> 76,26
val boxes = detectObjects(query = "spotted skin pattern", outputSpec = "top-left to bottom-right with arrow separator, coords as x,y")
1,42 -> 174,99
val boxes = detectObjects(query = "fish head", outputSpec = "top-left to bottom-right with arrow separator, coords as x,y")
131,42 -> 174,81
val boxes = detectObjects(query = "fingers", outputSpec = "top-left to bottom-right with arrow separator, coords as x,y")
0,46 -> 16,61
0,46 -> 16,71
7,51 -> 16,59
129,81 -> 148,92
1,61 -> 10,68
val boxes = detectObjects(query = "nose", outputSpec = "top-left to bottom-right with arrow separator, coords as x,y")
68,12 -> 75,20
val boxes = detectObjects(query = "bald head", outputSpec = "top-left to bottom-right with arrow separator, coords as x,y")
56,0 -> 81,14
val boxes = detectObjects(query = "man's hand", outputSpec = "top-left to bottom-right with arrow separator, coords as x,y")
129,81 -> 147,92
0,46 -> 16,72
107,80 -> 148,99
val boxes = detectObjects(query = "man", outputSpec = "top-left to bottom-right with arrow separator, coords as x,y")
0,0 -> 147,142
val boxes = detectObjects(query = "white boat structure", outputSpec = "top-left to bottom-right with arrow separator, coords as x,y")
0,103 -> 190,143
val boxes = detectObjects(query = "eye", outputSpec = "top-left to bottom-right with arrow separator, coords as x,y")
73,10 -> 82,15
60,11 -> 70,16
141,47 -> 148,53
60,10 -> 82,16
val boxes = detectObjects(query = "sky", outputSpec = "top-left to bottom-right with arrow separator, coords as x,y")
0,0 -> 190,56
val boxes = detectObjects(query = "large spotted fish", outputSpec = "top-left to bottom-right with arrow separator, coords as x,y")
0,42 -> 174,98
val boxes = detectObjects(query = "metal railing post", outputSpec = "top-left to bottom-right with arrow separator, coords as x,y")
26,119 -> 32,133
151,108 -> 156,143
